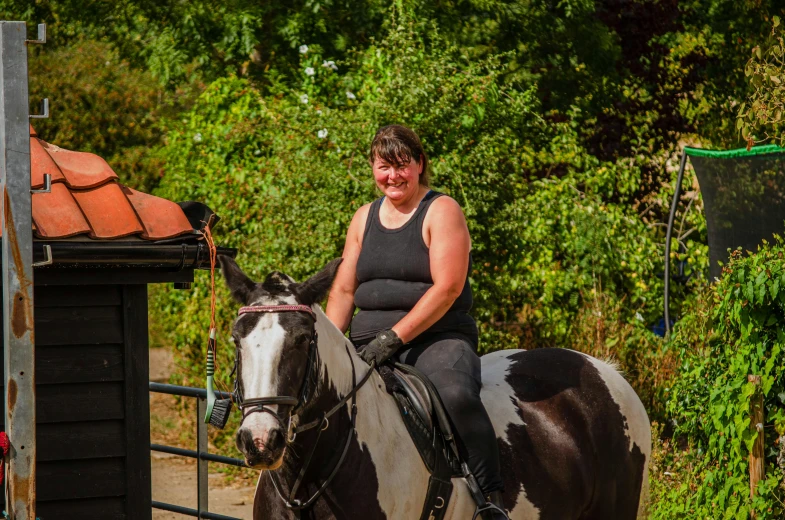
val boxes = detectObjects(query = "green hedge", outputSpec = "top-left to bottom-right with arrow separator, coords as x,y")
651,241 -> 785,519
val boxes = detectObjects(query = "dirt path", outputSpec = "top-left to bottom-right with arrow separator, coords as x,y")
150,347 -> 256,519
151,452 -> 256,519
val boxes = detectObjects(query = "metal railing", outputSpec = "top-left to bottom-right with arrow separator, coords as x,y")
149,382 -> 248,520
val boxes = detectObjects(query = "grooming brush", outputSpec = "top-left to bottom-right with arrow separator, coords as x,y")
204,328 -> 234,428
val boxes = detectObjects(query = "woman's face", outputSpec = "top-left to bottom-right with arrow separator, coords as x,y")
372,155 -> 423,203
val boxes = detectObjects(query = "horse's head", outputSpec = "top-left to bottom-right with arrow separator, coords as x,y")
218,255 -> 342,469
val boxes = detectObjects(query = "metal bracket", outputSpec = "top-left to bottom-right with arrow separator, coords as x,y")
29,98 -> 48,119
31,173 -> 51,194
25,24 -> 46,45
32,244 -> 52,267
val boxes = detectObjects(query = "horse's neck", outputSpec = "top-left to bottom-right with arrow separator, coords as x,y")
311,307 -> 368,400
271,308 -> 428,517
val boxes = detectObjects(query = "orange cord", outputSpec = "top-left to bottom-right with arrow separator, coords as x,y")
202,223 -> 228,394
203,223 -> 217,332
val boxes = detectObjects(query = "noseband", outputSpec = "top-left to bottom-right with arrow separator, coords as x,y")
233,303 -> 375,516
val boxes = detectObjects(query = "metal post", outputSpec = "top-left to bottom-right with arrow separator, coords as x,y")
663,151 -> 688,336
0,21 -> 37,518
197,397 -> 209,518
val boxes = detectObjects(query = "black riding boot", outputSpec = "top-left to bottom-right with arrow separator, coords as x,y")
477,491 -> 508,520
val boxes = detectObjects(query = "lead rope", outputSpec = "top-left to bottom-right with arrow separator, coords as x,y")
202,223 -> 231,426
203,223 -> 218,370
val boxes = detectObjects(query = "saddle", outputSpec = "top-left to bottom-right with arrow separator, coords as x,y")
380,363 -> 489,520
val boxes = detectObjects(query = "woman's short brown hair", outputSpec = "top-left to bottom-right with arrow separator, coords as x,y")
369,124 -> 430,187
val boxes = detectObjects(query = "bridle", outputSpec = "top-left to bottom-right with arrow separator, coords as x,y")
232,304 -> 375,517
233,305 -> 320,435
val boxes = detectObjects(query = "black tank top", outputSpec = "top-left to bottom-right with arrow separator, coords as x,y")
349,191 -> 478,344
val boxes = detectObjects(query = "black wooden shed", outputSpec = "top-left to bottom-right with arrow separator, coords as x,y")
0,128 -> 234,519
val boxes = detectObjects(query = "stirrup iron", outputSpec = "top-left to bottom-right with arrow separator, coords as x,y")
472,502 -> 508,520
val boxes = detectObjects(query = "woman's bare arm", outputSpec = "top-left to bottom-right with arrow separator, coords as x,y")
325,204 -> 370,333
391,196 -> 471,343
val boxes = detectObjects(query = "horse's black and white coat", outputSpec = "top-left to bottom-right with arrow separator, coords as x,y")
220,257 -> 651,520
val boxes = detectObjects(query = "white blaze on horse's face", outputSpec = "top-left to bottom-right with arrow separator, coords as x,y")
235,311 -> 290,470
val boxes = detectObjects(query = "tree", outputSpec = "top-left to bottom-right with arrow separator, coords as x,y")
2,0 -> 387,87
737,16 -> 785,147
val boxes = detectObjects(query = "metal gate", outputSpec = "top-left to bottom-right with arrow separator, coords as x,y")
149,383 -> 249,520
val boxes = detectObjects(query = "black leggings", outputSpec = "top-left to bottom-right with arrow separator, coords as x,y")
394,332 -> 504,494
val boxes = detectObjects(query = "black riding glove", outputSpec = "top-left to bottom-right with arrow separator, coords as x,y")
358,329 -> 404,366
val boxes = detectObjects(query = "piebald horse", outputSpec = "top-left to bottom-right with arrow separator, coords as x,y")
219,256 -> 651,520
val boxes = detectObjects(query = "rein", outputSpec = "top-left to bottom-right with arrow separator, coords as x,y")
234,304 -> 375,516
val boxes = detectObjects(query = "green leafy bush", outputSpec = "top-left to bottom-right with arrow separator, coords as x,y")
146,20 -> 686,453
651,242 -> 785,519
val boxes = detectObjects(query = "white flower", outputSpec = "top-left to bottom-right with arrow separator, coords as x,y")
316,109 -> 323,116
299,45 -> 308,54
254,149 -> 261,156
193,132 -> 202,143
635,312 -> 644,322
322,60 -> 338,71
305,67 -> 315,76
317,128 -> 328,139
299,94 -> 309,104
346,91 -> 356,100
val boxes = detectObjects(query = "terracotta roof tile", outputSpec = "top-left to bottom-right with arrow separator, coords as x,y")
30,138 -> 65,188
70,182 -> 146,239
124,187 -> 195,240
41,142 -> 118,189
32,183 -> 91,238
24,127 -> 195,241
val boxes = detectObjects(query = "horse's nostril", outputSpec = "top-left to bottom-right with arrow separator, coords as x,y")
268,429 -> 285,452
237,428 -> 256,453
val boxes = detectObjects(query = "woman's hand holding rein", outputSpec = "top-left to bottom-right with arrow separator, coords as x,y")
357,329 -> 404,365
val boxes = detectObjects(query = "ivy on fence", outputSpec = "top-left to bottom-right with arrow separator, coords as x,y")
653,241 -> 785,519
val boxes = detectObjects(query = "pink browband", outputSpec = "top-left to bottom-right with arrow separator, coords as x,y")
238,305 -> 315,317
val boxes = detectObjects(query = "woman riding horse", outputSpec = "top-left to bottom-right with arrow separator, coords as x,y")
325,124 -> 508,519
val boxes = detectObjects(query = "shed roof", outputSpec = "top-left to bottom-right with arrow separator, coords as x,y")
23,125 -> 195,241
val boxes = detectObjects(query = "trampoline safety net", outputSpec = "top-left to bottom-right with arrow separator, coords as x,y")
663,145 -> 785,333
688,145 -> 785,281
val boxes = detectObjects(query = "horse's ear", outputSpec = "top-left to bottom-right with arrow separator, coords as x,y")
293,258 -> 343,306
218,255 -> 256,305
